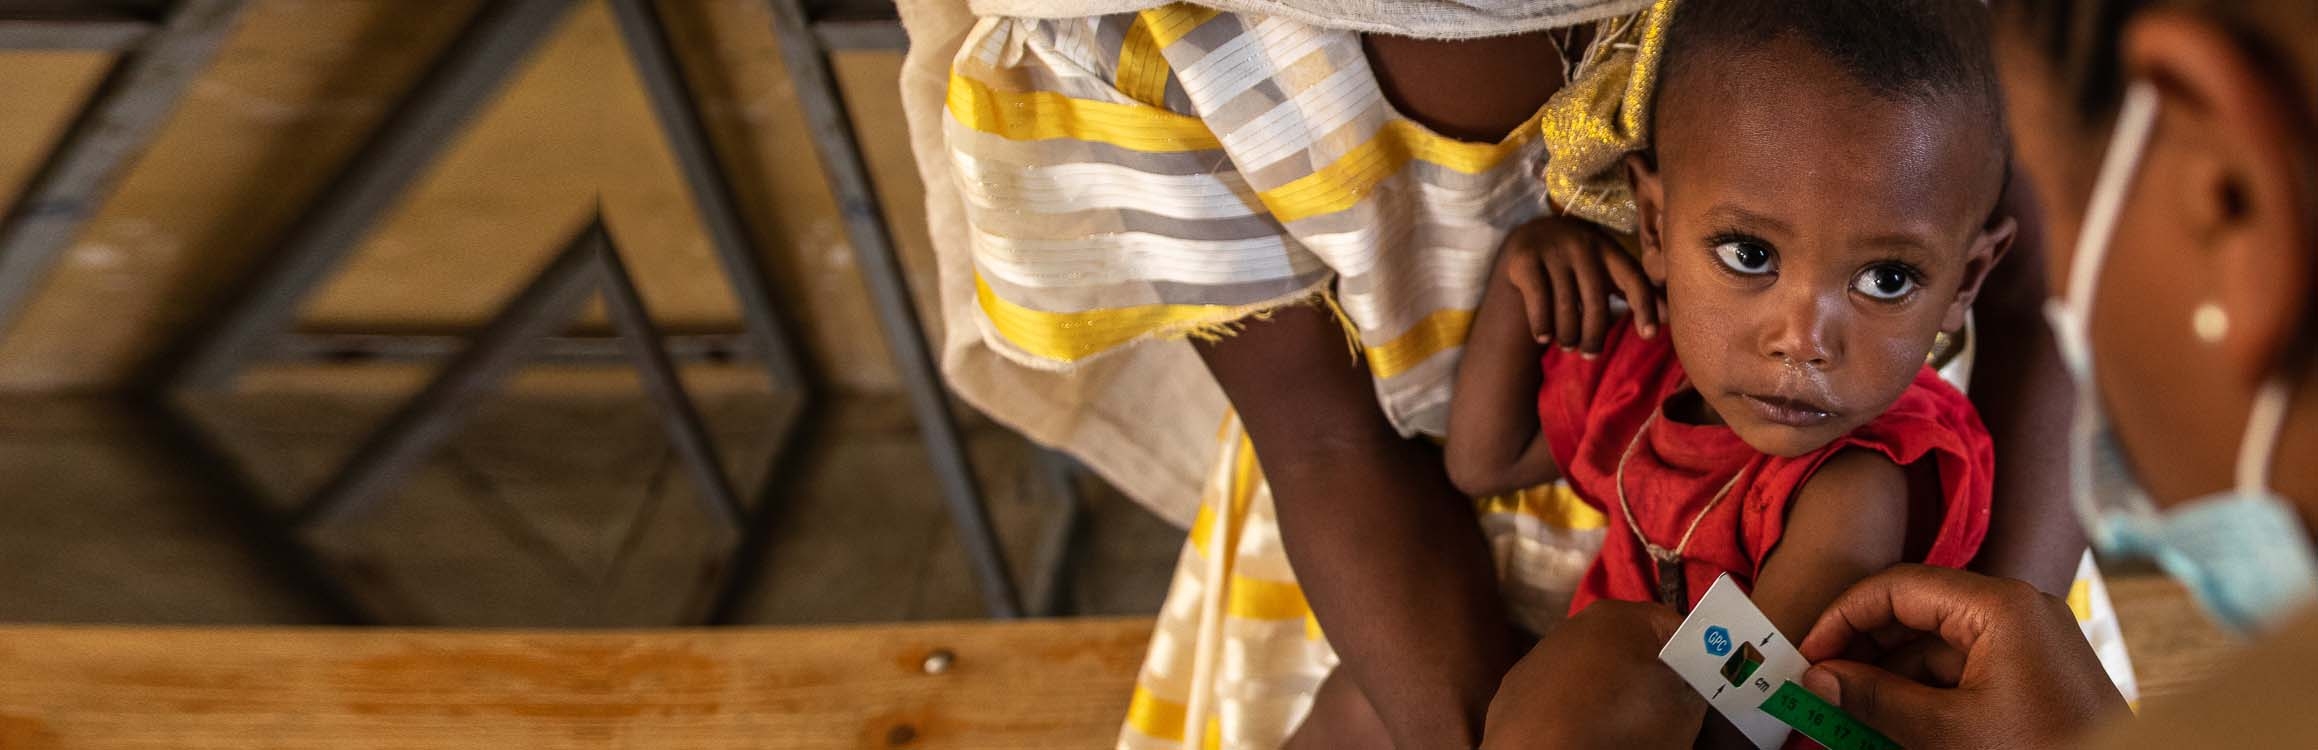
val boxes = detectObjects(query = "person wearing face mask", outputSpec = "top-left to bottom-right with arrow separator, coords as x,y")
1480,1 -> 2318,747
1790,1 -> 2318,746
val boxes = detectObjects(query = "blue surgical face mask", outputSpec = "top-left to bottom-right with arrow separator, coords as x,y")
2044,82 -> 2318,636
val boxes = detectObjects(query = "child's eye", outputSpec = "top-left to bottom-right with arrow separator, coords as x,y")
1853,264 -> 1920,300
1712,240 -> 1775,275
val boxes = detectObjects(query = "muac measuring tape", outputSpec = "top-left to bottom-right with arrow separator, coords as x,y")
1657,574 -> 1905,750
1759,680 -> 1899,750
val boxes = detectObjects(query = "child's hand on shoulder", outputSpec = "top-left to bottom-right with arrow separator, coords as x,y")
1494,215 -> 1663,355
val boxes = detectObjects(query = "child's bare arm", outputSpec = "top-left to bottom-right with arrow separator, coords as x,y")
1445,217 -> 1657,497
1444,243 -> 1562,497
1698,450 -> 1913,749
1751,449 -> 1914,646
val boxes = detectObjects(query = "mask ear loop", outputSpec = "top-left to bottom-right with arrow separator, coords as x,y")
2237,379 -> 2294,494
2065,82 -> 2163,313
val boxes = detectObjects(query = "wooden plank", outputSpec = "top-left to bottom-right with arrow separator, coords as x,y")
0,617 -> 1151,749
0,580 -> 2248,749
2107,573 -> 2244,702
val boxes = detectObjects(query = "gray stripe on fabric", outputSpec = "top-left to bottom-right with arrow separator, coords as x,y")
1376,352 -> 1459,416
1092,13 -> 1131,76
1161,71 -> 1195,115
1147,271 -> 1335,307
1018,60 -> 1139,107
1274,177 -> 1540,240
943,121 -> 1235,178
967,205 -> 1289,244
1192,27 -> 1363,136
1232,120 -> 1549,200
1199,73 -> 1292,146
1271,167 -> 1547,237
975,267 -> 1334,314
1163,9 -> 1251,73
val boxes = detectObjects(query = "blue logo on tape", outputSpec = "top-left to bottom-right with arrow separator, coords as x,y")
1704,626 -> 1732,657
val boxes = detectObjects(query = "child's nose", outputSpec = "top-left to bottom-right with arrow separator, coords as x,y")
1761,292 -> 1840,368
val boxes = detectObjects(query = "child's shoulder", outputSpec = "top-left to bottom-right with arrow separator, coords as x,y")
1765,366 -> 1995,568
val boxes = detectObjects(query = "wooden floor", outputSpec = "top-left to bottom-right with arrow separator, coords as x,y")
0,574 -> 2246,750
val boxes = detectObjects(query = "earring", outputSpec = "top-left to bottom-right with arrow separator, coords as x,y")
1927,330 -> 1958,366
2193,302 -> 2230,344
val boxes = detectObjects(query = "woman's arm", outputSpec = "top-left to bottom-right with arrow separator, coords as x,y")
1198,304 -> 1514,748
1226,27 -> 1576,746
1965,168 -> 2085,596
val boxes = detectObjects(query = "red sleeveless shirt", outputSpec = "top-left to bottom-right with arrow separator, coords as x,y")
1543,324 -> 1995,616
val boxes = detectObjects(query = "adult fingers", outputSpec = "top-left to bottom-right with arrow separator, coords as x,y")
1830,623 -> 1927,671
1566,245 -> 1612,354
1601,247 -> 1659,339
1871,636 -> 1968,687
1503,253 -> 1554,344
1801,660 -> 1958,749
1547,251 -> 1581,349
1799,565 -> 2012,663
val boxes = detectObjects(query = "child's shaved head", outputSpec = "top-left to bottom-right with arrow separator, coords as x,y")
1664,0 -> 2002,113
1658,0 -> 2009,215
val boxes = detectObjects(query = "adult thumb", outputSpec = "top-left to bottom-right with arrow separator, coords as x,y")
1804,660 -> 1949,746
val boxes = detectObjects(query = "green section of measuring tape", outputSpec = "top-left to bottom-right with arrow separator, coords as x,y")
1759,681 -> 1900,750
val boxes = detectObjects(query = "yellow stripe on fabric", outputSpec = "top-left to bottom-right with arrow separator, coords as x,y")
1229,432 -> 1257,520
1227,575 -> 1311,621
2067,577 -> 2093,621
1259,115 -> 1540,224
1365,308 -> 1473,379
1125,685 -> 1189,741
1189,502 -> 1218,557
1304,612 -> 1324,641
1475,482 -> 1608,531
1184,432 -> 1307,621
974,274 -> 1263,363
1142,4 -> 1221,46
1189,432 -> 1259,555
946,71 -> 1219,153
1116,13 -> 1169,108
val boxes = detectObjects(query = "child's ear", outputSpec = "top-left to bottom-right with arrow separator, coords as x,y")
1626,152 -> 1667,282
1945,215 -> 2018,333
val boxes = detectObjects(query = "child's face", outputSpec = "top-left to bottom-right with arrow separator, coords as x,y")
1632,38 -> 2011,458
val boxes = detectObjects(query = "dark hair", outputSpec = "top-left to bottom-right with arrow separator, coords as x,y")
1999,0 -> 2150,121
1994,1 -> 2307,123
1660,0 -> 2004,128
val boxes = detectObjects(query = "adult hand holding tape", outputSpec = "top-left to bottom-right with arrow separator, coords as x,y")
1796,565 -> 2129,748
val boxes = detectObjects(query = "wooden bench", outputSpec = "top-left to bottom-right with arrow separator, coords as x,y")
0,617 -> 1151,749
0,575 -> 2242,749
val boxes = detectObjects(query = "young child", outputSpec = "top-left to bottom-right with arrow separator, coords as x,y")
1446,0 -> 2008,669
